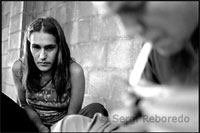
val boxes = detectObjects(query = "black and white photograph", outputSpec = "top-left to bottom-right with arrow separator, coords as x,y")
1,1 -> 199,132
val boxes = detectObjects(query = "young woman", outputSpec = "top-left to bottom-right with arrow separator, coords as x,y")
11,17 -> 108,132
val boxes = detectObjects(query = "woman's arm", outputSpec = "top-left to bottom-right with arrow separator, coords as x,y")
11,60 -> 50,132
67,62 -> 85,115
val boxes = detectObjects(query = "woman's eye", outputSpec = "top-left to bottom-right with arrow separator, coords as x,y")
32,45 -> 40,49
46,46 -> 56,51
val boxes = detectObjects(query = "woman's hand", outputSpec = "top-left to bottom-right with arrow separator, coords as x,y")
39,125 -> 50,132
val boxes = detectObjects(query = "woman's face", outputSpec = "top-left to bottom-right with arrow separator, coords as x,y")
30,32 -> 58,72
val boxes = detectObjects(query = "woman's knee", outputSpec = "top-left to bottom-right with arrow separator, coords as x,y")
80,103 -> 108,117
88,103 -> 108,116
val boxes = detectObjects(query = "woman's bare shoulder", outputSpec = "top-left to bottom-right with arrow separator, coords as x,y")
12,58 -> 24,76
70,61 -> 84,76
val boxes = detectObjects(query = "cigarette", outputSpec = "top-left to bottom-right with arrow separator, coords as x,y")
129,42 -> 153,87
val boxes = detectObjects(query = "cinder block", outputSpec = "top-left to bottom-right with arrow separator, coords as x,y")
2,15 -> 7,29
2,27 -> 9,42
55,3 -> 76,24
37,10 -> 51,18
88,69 -> 129,103
55,1 -> 66,7
2,2 -> 12,15
37,8 -> 57,18
11,1 -> 23,16
2,83 -> 7,93
63,22 -> 73,44
8,32 -> 22,50
70,21 -> 78,45
4,85 -> 18,103
2,68 -> 7,84
88,70 -> 111,99
82,95 -> 106,108
76,2 -> 98,20
107,39 -> 135,69
90,17 -> 104,41
65,2 -> 77,21
49,8 -> 57,18
2,13 -> 10,29
2,68 -> 15,90
42,1 -> 64,10
100,16 -> 121,40
7,50 -> 21,67
90,15 -> 126,41
104,99 -> 125,114
132,37 -> 143,60
23,14 -> 33,30
55,6 -> 68,24
83,68 -> 89,95
24,1 -> 35,16
106,70 -> 129,100
2,54 -> 8,68
6,68 -> 15,85
10,14 -> 23,34
45,2 -> 58,10
34,1 -> 45,14
2,40 -> 8,54
78,18 -> 91,43
70,42 -> 107,68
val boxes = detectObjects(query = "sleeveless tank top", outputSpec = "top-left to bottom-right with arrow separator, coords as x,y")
18,58 -> 74,126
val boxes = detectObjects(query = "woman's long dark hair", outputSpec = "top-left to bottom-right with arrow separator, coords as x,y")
22,17 -> 71,101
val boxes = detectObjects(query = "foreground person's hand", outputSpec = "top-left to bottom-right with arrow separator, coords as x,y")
133,83 -> 198,132
39,125 -> 50,132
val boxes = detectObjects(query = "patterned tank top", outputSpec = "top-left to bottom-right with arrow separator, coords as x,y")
18,58 -> 73,126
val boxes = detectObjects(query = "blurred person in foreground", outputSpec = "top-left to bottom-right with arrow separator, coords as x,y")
105,1 -> 199,132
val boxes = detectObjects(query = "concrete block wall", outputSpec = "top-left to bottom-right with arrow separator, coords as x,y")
2,1 -> 143,114
2,1 -> 25,102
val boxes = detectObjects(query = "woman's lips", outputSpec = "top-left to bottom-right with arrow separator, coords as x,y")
38,62 -> 51,66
